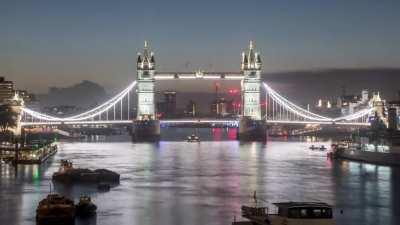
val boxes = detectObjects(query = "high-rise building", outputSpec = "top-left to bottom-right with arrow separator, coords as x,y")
388,107 -> 398,130
388,100 -> 400,130
0,77 -> 14,103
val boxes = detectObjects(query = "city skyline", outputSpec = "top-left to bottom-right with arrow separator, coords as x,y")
1,0 -> 400,93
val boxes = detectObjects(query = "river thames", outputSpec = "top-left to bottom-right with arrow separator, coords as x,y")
0,128 -> 399,225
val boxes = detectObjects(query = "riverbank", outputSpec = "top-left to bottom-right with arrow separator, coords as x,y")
335,144 -> 400,166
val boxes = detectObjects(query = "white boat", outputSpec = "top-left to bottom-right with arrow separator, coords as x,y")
187,134 -> 200,142
233,202 -> 335,225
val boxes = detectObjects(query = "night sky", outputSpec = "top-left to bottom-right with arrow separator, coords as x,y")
1,0 -> 399,93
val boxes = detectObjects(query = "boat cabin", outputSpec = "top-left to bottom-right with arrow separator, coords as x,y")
234,202 -> 334,225
59,160 -> 73,172
274,202 -> 333,219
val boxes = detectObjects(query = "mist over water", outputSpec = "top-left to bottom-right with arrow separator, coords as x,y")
0,128 -> 399,225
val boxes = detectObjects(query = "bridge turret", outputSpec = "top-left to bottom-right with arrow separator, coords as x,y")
136,41 -> 156,120
241,41 -> 262,71
137,40 -> 155,73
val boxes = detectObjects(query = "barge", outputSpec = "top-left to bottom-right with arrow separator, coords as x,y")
233,201 -> 335,225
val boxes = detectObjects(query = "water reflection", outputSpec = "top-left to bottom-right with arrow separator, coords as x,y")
0,129 -> 399,225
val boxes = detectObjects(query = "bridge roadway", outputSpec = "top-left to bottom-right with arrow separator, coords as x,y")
20,118 -> 370,127
20,118 -> 240,127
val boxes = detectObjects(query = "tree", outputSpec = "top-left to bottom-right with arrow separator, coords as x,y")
0,104 -> 18,134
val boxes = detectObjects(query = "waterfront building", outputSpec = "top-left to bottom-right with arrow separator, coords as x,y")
0,77 -> 14,103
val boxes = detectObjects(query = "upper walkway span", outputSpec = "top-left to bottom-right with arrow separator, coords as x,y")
19,80 -> 374,127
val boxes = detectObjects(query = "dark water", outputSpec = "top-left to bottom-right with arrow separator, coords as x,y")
1,128 -> 399,225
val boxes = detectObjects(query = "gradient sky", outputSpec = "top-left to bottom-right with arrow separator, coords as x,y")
1,0 -> 399,93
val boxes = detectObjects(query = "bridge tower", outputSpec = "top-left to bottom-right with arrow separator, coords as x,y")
238,41 -> 266,141
136,41 -> 156,120
133,41 -> 160,141
241,41 -> 262,120
9,92 -> 24,136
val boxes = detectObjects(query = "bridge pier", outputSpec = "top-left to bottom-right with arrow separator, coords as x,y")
238,117 -> 267,141
131,120 -> 160,142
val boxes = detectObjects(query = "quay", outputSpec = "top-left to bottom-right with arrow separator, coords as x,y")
0,141 -> 58,164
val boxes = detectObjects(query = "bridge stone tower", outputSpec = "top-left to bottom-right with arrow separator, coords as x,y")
133,41 -> 160,141
241,41 -> 262,120
9,92 -> 24,137
238,41 -> 266,141
136,41 -> 156,120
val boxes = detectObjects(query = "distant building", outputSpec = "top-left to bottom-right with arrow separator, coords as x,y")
211,97 -> 233,117
156,101 -> 166,119
315,98 -> 341,118
388,100 -> 400,130
156,91 -> 177,119
163,91 -> 176,118
43,105 -> 83,117
337,89 -> 385,117
16,90 -> 35,103
184,100 -> 197,117
0,77 -> 14,103
388,108 -> 398,130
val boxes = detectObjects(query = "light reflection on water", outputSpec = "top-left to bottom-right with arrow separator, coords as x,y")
0,128 -> 399,225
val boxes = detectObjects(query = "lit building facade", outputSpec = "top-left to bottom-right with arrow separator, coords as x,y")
0,77 -> 14,103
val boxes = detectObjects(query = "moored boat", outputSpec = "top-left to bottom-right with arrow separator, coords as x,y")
309,145 -> 327,151
75,195 -> 97,217
233,195 -> 335,225
36,194 -> 75,225
52,160 -> 120,184
187,134 -> 200,142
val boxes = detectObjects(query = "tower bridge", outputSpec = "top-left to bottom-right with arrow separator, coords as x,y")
17,41 -> 375,141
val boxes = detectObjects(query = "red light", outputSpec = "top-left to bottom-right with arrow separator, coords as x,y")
228,89 -> 239,95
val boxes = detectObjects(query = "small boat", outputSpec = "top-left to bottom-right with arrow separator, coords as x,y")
36,194 -> 75,225
75,195 -> 97,217
233,201 -> 335,225
187,134 -> 200,142
309,145 -> 327,151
